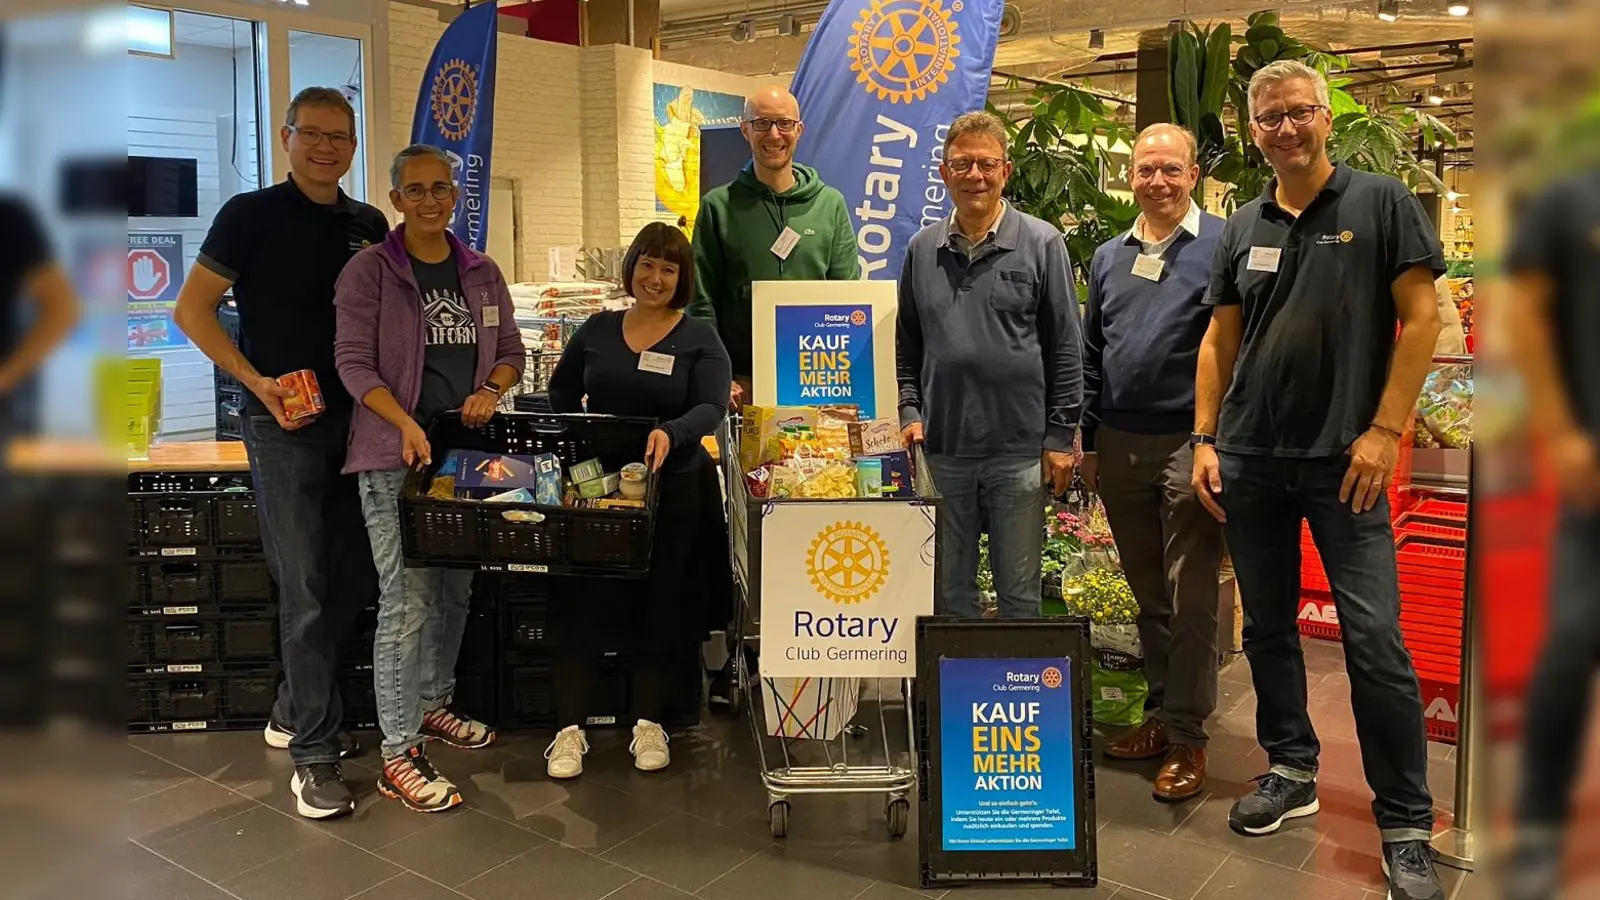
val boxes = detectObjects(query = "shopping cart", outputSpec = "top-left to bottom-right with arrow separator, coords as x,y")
499,314 -> 591,412
717,415 -> 931,839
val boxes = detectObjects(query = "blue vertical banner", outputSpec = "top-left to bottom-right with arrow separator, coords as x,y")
938,657 -> 1077,851
789,0 -> 1004,281
411,0 -> 499,252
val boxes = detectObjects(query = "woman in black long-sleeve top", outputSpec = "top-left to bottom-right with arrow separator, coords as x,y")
543,222 -> 733,779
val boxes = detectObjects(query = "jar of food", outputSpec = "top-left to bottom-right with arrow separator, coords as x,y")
619,462 -> 647,500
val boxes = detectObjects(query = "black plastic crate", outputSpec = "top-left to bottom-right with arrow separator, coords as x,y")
340,669 -> 378,729
217,560 -> 273,601
339,606 -> 378,671
127,564 -> 146,608
144,561 -> 217,606
127,612 -> 278,673
500,586 -> 555,654
214,493 -> 261,545
400,412 -> 660,577
215,385 -> 245,443
128,472 -> 255,554
129,667 -> 280,729
498,656 -> 627,729
664,649 -> 704,728
457,611 -> 497,673
453,672 -> 497,725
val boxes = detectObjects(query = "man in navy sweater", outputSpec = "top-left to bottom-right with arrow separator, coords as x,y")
1081,124 -> 1226,801
896,111 -> 1083,619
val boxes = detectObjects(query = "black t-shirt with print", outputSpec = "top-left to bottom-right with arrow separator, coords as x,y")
412,252 -> 477,426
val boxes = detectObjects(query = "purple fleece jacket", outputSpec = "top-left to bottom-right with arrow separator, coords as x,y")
333,226 -> 524,474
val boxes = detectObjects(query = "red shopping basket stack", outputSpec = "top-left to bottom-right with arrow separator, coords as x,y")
1393,494 -> 1467,744
1295,431 -> 1416,642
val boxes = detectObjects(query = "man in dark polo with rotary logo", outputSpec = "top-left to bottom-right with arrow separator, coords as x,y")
1190,61 -> 1446,900
174,86 -> 389,821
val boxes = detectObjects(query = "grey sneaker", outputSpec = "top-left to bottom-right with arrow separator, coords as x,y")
1381,839 -> 1446,900
1227,772 -> 1320,836
290,763 -> 356,820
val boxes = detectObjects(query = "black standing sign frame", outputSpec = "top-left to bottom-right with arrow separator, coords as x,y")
915,617 -> 1098,889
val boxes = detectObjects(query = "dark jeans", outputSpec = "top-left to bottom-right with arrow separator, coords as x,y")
1096,427 -> 1223,747
554,652 -> 674,728
1516,508 -> 1600,829
243,410 -> 377,766
1219,452 -> 1434,839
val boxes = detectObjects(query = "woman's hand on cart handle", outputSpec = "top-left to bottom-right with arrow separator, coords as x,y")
401,420 -> 433,470
645,428 -> 672,472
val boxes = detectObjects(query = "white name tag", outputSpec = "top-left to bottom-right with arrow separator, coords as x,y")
771,226 -> 801,260
1247,246 -> 1282,273
1131,254 -> 1164,281
482,305 -> 500,328
638,351 -> 675,375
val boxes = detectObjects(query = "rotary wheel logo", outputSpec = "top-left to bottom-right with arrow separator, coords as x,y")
849,0 -> 961,105
1041,667 -> 1063,689
430,59 -> 479,141
807,521 -> 891,604
1339,230 -> 1354,243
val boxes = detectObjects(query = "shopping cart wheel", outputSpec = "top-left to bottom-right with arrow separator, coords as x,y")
769,801 -> 790,839
845,724 -> 868,740
727,679 -> 744,715
886,798 -> 909,839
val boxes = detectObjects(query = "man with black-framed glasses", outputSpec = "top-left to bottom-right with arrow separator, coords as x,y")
174,86 -> 389,821
687,85 -> 860,410
1192,60 -> 1445,900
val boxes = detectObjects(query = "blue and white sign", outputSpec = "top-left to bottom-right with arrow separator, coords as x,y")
938,656 -> 1078,851
788,0 -> 1005,280
774,303 -> 877,417
411,0 -> 498,252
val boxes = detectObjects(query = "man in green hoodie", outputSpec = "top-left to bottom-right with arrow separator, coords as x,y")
688,85 -> 861,407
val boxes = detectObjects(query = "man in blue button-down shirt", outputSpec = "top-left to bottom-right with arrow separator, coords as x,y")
895,110 -> 1084,620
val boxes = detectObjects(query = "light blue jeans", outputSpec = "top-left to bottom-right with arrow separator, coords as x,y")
358,468 -> 476,759
925,454 -> 1046,619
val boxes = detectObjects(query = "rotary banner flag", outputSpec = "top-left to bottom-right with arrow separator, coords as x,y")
411,0 -> 499,252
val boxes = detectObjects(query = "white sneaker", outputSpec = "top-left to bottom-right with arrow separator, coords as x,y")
544,726 -> 589,779
630,719 -> 670,772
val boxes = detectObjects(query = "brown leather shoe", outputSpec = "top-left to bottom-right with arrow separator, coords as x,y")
1153,745 -> 1207,803
1104,718 -> 1169,760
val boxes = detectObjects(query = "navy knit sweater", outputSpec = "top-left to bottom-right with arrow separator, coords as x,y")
1081,211 -> 1225,452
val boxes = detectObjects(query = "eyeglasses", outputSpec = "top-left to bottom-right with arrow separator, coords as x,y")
745,117 -> 800,134
289,126 -> 355,150
946,157 -> 1007,175
1134,163 -> 1190,180
1253,105 -> 1324,131
400,184 -> 454,202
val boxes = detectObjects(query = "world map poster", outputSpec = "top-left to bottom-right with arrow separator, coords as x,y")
653,83 -> 743,237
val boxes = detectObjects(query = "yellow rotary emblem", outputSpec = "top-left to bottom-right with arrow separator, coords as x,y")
1041,667 -> 1063,689
848,0 -> 961,104
806,521 -> 891,604
430,58 -> 479,141
1339,230 -> 1354,243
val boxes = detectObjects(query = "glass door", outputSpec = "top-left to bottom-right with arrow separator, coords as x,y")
288,30 -> 367,201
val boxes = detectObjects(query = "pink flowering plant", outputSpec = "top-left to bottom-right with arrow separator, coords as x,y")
977,498 -> 1121,596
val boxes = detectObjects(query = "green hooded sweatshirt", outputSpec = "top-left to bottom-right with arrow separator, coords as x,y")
688,161 -> 860,378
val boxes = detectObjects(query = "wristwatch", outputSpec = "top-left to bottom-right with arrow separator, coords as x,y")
479,379 -> 507,397
1190,433 -> 1217,447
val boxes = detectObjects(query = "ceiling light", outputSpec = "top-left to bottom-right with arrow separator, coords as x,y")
1088,28 -> 1104,49
1447,0 -> 1471,14
1445,190 -> 1460,201
126,5 -> 173,57
1377,0 -> 1400,21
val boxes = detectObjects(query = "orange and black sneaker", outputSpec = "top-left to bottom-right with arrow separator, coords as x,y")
377,746 -> 462,813
421,706 -> 496,750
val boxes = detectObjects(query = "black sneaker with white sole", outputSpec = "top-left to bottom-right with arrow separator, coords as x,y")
290,763 -> 356,820
1227,772 -> 1320,836
1381,839 -> 1446,900
264,715 -> 361,759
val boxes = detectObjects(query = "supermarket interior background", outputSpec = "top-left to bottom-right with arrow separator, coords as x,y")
5,0 -> 1599,896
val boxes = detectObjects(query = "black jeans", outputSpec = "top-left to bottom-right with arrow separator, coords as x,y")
1516,508 -> 1600,829
243,410 -> 377,766
554,652 -> 673,728
1219,452 -> 1434,838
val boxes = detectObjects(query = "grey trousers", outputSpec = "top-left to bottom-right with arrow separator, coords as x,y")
1095,426 -> 1225,747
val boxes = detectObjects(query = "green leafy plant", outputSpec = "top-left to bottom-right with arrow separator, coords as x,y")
987,82 -> 1140,287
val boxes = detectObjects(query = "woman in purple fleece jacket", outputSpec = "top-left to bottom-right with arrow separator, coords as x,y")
333,145 -> 524,814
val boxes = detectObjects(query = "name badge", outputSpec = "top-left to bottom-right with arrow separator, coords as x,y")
771,226 -> 801,261
638,351 -> 675,375
1131,254 -> 1164,281
481,305 -> 500,328
1247,246 -> 1282,273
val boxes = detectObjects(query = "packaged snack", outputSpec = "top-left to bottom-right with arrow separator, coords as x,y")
500,509 -> 547,523
619,462 -> 648,500
794,462 -> 858,499
745,464 -> 773,499
577,472 -> 620,499
815,405 -> 860,454
847,418 -> 903,458
427,476 -> 456,500
865,450 -> 914,497
596,498 -> 645,510
277,369 -> 326,422
740,406 -> 818,470
770,465 -> 804,499
484,487 -> 536,503
454,452 -> 540,500
570,458 -> 605,484
855,457 -> 886,498
533,453 -> 564,506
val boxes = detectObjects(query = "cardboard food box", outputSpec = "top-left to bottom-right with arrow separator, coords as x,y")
862,450 -> 914,497
577,472 -> 620,500
569,458 -> 604,484
532,453 -> 564,506
760,676 -> 861,740
453,452 -> 540,500
847,418 -> 903,458
739,406 -> 817,471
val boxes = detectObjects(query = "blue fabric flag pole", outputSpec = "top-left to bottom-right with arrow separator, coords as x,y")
790,0 -> 1005,280
410,0 -> 499,252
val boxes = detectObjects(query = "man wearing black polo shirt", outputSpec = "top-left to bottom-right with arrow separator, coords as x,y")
174,87 -> 388,820
1191,61 -> 1445,899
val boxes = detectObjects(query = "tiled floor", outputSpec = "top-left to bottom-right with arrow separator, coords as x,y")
128,641 -> 1478,900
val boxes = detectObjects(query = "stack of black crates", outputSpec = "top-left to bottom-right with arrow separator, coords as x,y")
214,303 -> 246,442
127,471 -> 279,732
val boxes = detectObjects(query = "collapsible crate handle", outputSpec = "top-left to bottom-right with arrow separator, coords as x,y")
161,563 -> 202,579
